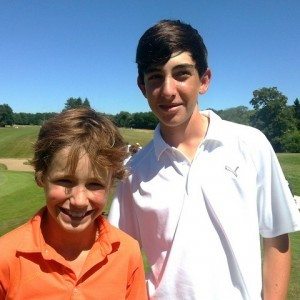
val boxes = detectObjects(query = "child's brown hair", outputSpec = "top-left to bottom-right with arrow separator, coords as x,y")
31,107 -> 127,185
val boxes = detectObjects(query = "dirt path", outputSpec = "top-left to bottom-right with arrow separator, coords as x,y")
0,158 -> 33,172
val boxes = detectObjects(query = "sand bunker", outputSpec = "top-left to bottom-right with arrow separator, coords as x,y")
0,158 -> 33,172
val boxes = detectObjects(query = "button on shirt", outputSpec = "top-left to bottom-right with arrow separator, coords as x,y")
109,110 -> 300,299
0,208 -> 147,300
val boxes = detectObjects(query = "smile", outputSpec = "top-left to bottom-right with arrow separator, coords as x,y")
159,103 -> 181,111
59,207 -> 94,219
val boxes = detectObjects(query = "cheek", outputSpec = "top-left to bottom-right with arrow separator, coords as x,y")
145,85 -> 160,98
45,185 -> 67,203
91,191 -> 108,206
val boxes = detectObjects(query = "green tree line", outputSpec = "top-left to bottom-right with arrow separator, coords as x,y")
1,89 -> 300,152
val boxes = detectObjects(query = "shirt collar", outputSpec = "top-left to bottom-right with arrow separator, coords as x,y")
16,208 -> 120,258
201,110 -> 225,145
16,207 -> 47,253
153,124 -> 171,160
95,216 -> 120,256
153,110 -> 226,159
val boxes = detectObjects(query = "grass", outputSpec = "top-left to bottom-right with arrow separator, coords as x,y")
0,163 -> 7,171
277,153 -> 300,195
0,126 -> 39,158
0,126 -> 153,158
0,170 -> 44,235
0,126 -> 299,298
119,127 -> 153,147
288,232 -> 300,299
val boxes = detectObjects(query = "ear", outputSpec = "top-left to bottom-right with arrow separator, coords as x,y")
137,76 -> 147,97
199,69 -> 212,95
35,171 -> 45,187
104,171 -> 113,197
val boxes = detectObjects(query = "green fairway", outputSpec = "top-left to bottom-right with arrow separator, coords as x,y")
0,170 -> 44,235
0,126 -> 299,298
119,127 -> 153,147
0,126 -> 39,158
0,126 -> 153,158
288,231 -> 300,299
277,153 -> 300,195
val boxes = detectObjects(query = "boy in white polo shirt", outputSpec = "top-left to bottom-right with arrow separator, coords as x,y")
109,19 -> 300,299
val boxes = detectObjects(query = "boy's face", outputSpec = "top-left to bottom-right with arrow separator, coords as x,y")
40,148 -> 111,235
138,51 -> 210,129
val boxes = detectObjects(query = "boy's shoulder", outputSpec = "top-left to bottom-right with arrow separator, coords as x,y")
127,139 -> 156,170
216,117 -> 269,148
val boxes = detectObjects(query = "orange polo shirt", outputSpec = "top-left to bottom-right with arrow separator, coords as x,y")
0,208 -> 147,299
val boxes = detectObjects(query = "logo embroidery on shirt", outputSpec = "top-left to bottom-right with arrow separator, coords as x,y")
225,165 -> 239,177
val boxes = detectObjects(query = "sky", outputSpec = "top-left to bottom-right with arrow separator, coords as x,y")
0,0 -> 299,114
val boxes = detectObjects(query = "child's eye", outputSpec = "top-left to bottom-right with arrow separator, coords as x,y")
86,182 -> 105,191
54,179 -> 74,188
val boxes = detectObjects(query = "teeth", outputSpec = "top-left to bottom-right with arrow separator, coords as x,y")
68,211 -> 86,218
60,207 -> 93,218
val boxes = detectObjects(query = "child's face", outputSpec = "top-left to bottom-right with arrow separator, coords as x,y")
41,148 -> 111,235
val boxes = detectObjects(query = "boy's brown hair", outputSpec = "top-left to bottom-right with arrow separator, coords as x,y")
31,107 -> 127,185
136,19 -> 208,83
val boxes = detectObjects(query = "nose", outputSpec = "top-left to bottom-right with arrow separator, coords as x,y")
161,76 -> 176,99
69,186 -> 89,207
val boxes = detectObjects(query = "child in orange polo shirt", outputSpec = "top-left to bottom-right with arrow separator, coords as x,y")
0,107 -> 147,299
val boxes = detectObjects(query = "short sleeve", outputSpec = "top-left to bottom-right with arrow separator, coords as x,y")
254,133 -> 300,237
125,242 -> 148,300
108,180 -> 142,244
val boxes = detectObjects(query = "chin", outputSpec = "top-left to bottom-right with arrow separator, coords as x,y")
59,218 -> 94,233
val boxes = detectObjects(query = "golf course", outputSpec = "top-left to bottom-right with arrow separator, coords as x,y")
0,125 -> 299,298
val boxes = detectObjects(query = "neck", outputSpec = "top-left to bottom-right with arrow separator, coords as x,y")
160,109 -> 209,161
41,212 -> 98,261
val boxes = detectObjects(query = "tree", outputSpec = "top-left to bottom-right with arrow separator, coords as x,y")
114,111 -> 158,129
83,98 -> 91,108
130,112 -> 158,129
115,111 -> 132,127
217,106 -> 252,125
250,87 -> 296,152
63,97 -> 91,111
0,103 -> 14,127
293,98 -> 300,130
281,131 -> 300,153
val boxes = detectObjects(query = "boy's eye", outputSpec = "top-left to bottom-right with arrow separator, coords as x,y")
86,182 -> 105,191
146,73 -> 163,81
174,70 -> 191,81
54,179 -> 74,188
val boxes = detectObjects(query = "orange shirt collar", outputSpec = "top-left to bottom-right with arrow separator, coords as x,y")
16,207 -> 120,260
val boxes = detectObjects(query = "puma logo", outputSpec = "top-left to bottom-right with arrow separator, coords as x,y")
225,165 -> 239,177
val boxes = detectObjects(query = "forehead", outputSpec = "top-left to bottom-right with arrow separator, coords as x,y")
48,148 -> 109,179
146,51 -> 196,73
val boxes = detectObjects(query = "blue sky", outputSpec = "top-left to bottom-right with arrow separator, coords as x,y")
1,0 -> 299,114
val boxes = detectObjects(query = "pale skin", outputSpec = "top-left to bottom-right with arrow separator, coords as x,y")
139,51 -> 292,296
138,52 -> 211,161
38,148 -> 111,278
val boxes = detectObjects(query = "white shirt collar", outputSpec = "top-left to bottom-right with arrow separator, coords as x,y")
153,110 -> 226,160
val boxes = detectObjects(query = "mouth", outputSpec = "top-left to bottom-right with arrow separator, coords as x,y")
159,103 -> 181,112
59,207 -> 94,219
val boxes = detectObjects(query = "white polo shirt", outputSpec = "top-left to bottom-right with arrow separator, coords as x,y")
109,110 -> 300,299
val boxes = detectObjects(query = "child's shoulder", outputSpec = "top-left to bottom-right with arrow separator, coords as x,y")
0,221 -> 30,242
105,220 -> 140,251
0,222 -> 31,260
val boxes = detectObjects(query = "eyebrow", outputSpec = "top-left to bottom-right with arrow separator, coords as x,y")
145,63 -> 196,74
